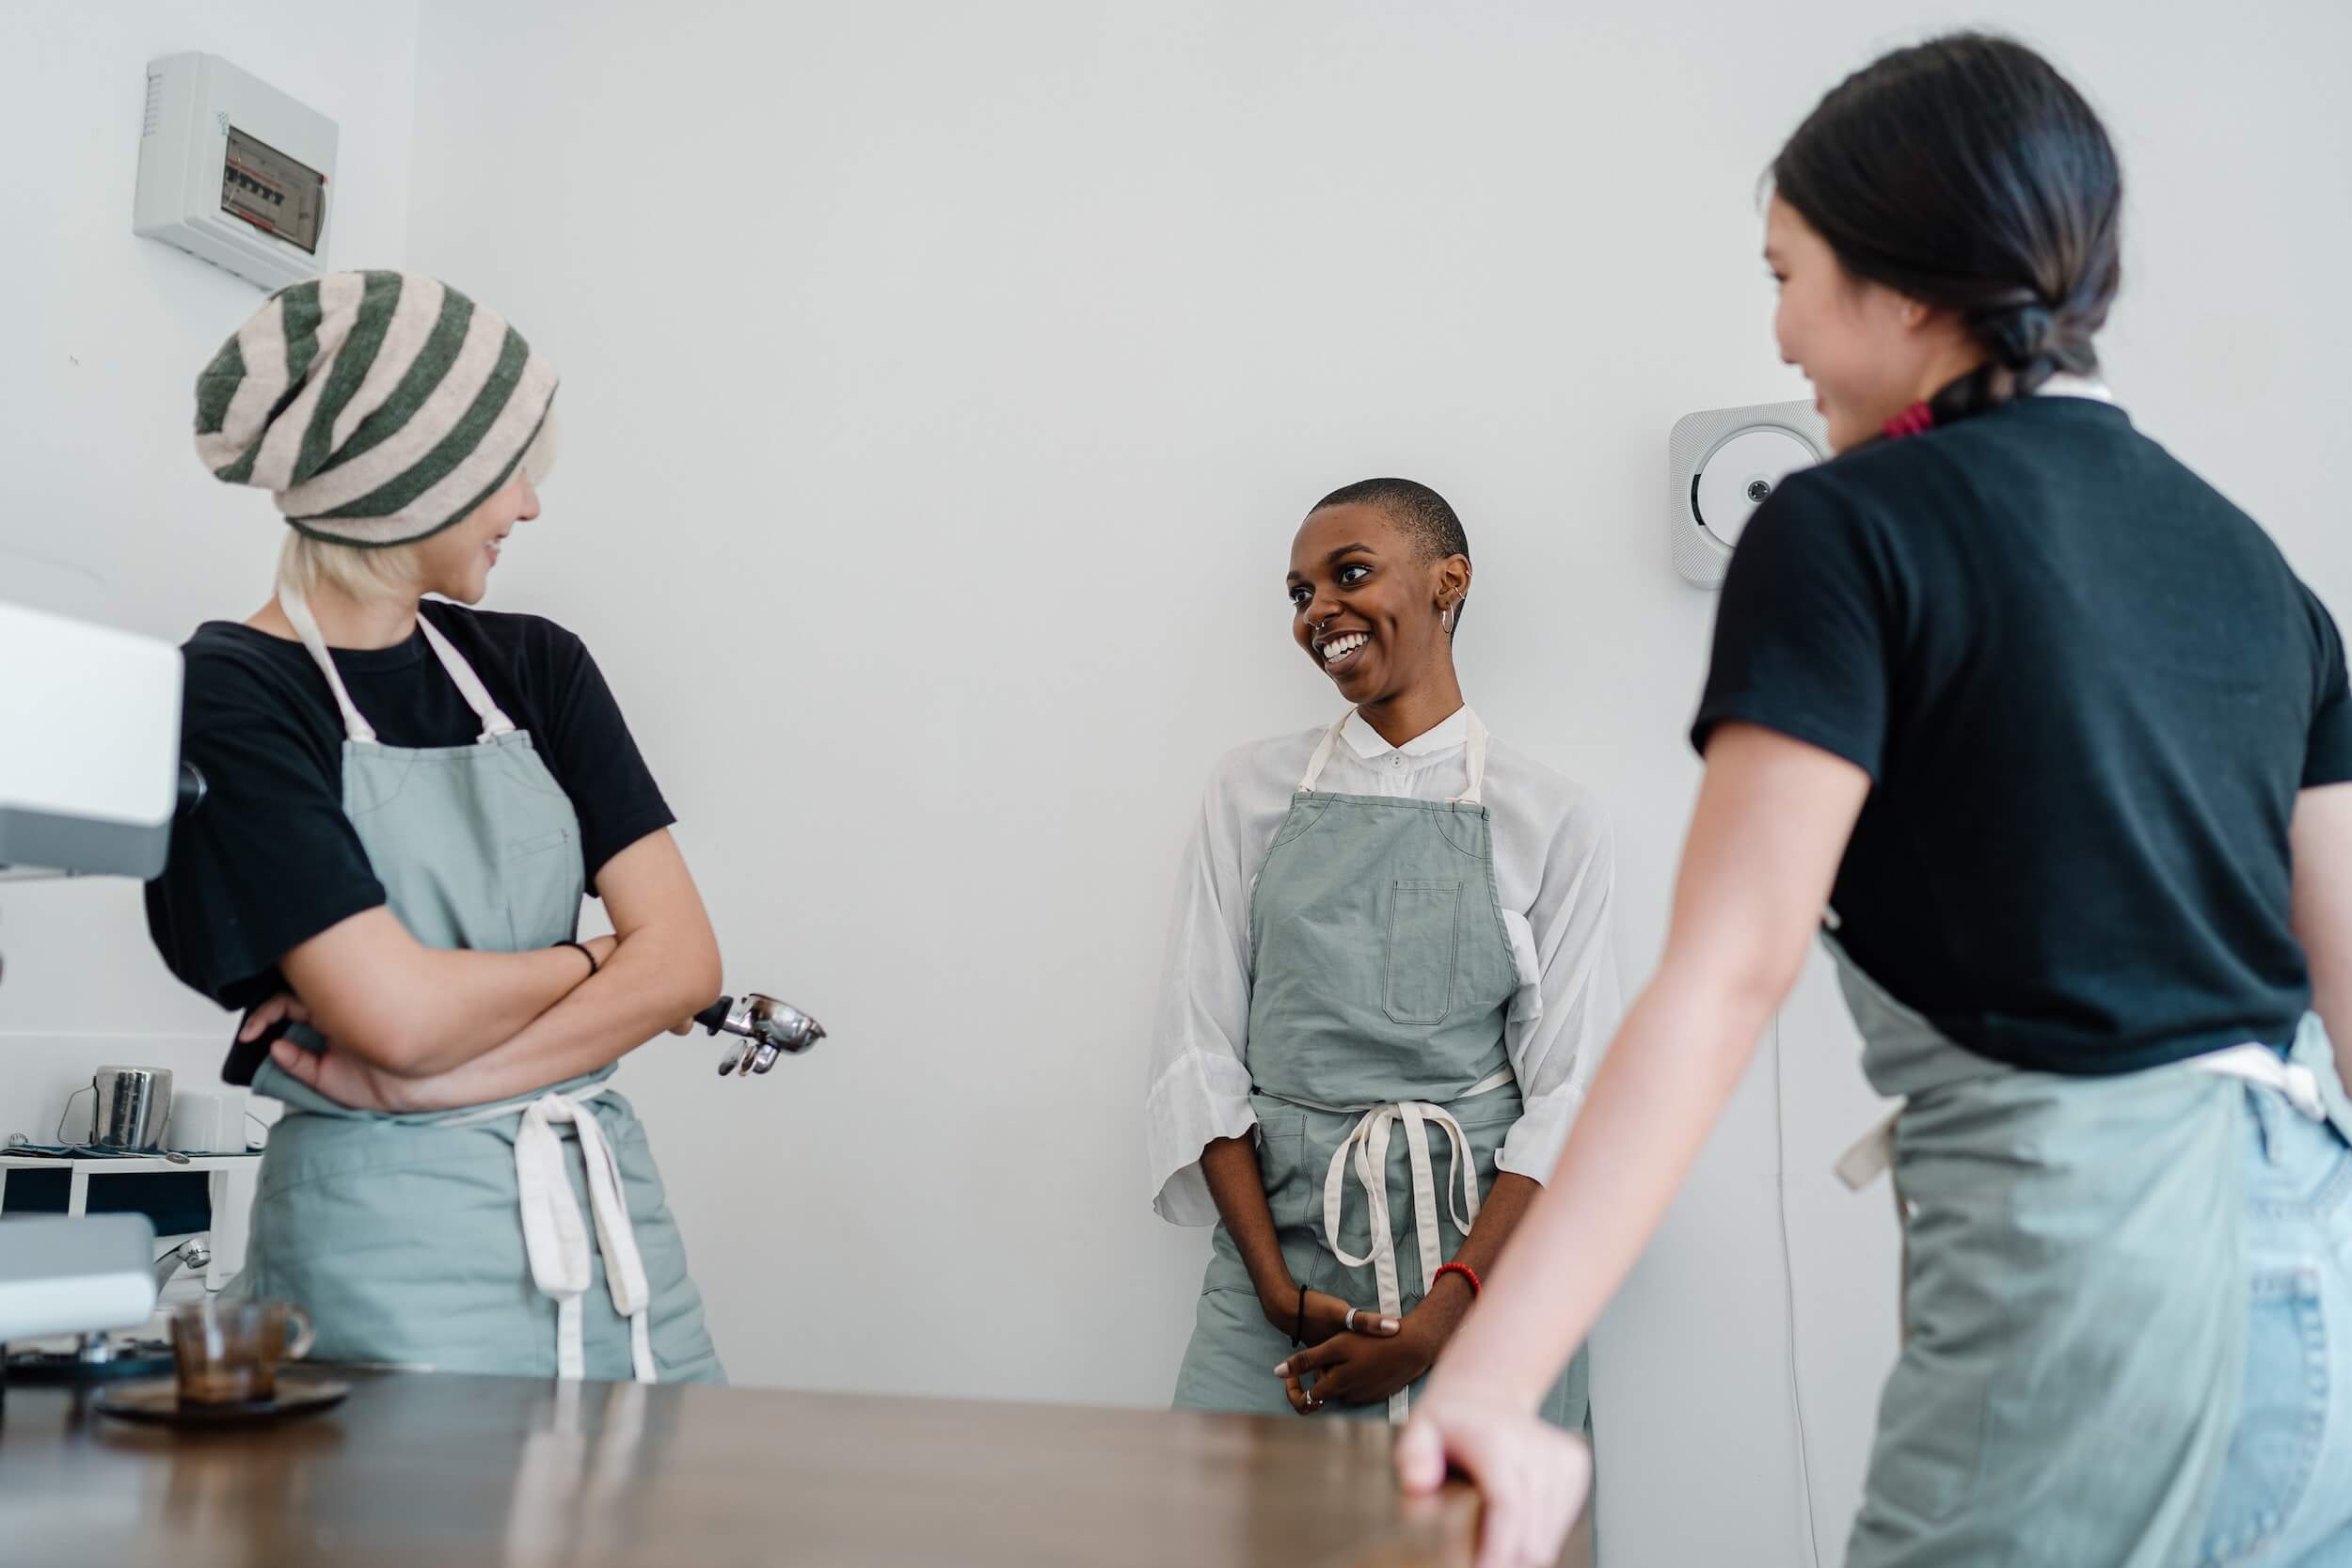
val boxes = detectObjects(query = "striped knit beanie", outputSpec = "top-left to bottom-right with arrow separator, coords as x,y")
194,271 -> 559,547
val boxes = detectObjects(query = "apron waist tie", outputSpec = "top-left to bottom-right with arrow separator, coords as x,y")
1277,1066 -> 1514,1422
2189,1043 -> 2330,1122
1836,1040 -> 2331,1194
444,1089 -> 657,1384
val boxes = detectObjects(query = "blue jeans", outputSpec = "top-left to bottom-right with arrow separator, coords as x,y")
2198,1074 -> 2352,1567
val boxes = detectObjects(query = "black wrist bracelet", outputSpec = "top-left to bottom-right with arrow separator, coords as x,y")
563,940 -> 599,977
1292,1288 -> 1307,1348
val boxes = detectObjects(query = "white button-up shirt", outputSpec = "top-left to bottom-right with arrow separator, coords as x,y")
1146,707 -> 1623,1223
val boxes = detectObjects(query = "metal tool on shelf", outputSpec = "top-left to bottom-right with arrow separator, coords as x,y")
691,993 -> 827,1078
5,1134 -> 190,1164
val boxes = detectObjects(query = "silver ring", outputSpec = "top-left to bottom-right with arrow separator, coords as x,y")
1304,1393 -> 1320,1410
1344,1307 -> 1359,1332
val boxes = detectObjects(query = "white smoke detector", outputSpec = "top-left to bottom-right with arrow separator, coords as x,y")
1668,401 -> 1830,589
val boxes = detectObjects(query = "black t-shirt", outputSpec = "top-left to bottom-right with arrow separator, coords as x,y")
144,602 -> 674,1011
1693,395 -> 2352,1075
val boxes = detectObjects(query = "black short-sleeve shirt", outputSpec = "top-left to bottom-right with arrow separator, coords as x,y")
144,602 -> 674,1011
1693,395 -> 2352,1074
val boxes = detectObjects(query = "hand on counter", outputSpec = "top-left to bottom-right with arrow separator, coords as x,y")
1394,1384 -> 1592,1568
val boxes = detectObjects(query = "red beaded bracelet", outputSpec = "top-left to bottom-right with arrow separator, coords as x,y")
1434,1261 -> 1482,1297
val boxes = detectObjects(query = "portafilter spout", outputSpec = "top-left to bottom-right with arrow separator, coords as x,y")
692,993 -> 827,1077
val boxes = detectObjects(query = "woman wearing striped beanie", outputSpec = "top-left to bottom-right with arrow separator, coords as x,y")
145,271 -> 728,1384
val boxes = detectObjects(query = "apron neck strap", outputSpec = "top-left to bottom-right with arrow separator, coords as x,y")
1296,712 -> 1353,794
277,572 -> 377,745
276,572 -> 516,746
413,614 -> 517,740
1295,707 -> 1489,805
1451,710 -> 1489,807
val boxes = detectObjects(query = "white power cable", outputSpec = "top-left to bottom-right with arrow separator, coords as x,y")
1772,1019 -> 1828,1568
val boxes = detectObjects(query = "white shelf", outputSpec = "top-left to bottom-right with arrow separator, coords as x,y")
0,1153 -> 266,1285
0,1152 -> 260,1175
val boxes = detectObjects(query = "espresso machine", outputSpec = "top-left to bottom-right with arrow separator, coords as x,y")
0,601 -> 194,1405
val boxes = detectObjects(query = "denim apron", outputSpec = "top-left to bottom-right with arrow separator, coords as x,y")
1173,710 -> 1586,1427
235,578 -> 723,1384
1828,928 -> 2352,1566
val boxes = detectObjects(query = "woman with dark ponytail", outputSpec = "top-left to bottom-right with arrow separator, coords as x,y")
1397,33 -> 2352,1568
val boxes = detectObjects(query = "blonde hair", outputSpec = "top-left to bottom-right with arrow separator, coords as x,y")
277,530 -> 425,606
272,412 -> 552,607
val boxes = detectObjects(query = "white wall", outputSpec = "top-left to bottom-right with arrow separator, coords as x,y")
399,3 -> 2352,1562
0,2 -> 419,1204
7,1 -> 2350,1562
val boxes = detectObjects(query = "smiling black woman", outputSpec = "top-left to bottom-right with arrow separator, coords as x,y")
1144,477 -> 1619,1432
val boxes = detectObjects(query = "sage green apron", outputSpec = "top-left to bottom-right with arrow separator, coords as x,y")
1173,710 -> 1587,1428
233,579 -> 723,1384
1826,928 -> 2351,1567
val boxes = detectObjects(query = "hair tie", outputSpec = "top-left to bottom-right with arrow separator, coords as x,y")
1979,301 -> 2057,371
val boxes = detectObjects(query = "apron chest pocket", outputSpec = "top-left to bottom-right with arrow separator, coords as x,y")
1384,879 -> 1462,1024
500,823 -> 584,950
505,825 -> 574,861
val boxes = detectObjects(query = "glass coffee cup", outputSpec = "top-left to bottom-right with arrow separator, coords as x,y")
168,1299 -> 315,1405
